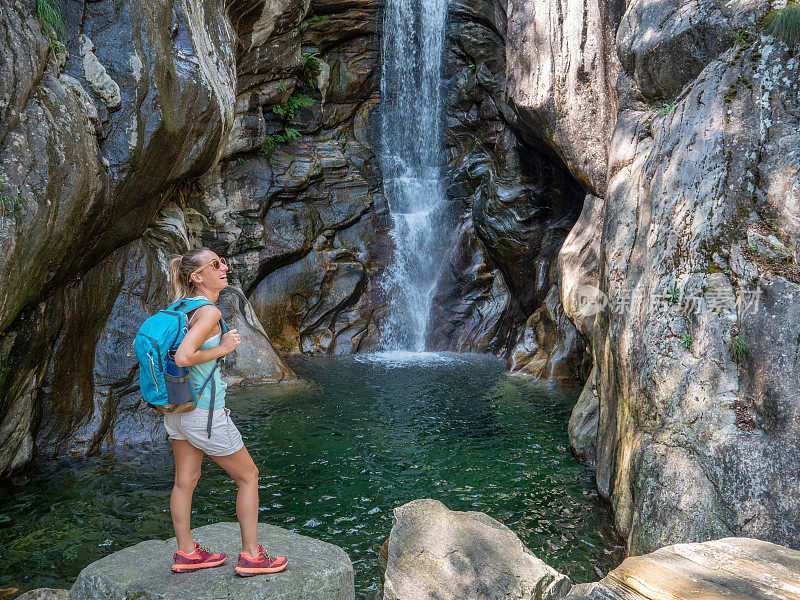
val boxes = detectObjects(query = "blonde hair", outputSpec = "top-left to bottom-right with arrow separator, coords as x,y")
168,247 -> 212,301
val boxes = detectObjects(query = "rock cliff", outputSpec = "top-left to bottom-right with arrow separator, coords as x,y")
510,0 -> 800,555
0,0 -> 591,474
2,0 -> 798,573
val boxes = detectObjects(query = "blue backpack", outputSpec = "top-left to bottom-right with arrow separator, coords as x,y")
134,297 -> 227,433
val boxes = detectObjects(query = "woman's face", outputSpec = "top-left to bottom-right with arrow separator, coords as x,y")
191,250 -> 229,292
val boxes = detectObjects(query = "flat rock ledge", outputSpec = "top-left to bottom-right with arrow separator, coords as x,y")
566,537 -> 800,600
68,522 -> 354,600
384,498 -> 572,600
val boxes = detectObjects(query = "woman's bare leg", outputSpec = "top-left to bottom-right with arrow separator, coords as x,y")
171,439 -> 204,554
211,446 -> 260,556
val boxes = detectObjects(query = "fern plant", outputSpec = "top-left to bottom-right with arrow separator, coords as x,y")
763,0 -> 800,48
272,93 -> 315,121
302,52 -> 325,82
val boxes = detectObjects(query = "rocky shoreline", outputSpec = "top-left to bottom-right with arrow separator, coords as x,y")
1,0 -> 798,574
19,499 -> 800,600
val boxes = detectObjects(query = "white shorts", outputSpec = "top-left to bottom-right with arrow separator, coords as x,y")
164,407 -> 244,457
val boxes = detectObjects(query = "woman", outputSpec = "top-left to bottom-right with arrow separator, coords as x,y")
165,247 -> 287,577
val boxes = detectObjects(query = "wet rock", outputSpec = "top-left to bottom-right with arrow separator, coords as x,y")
564,538 -> 800,600
384,499 -> 572,600
439,0 -> 587,360
217,287 -> 295,384
426,219 -> 510,353
568,367 -> 599,466
69,522 -> 355,600
507,286 -> 587,381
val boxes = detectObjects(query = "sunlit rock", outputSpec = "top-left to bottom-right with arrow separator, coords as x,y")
69,522 -> 354,600
565,538 -> 800,600
384,499 -> 572,600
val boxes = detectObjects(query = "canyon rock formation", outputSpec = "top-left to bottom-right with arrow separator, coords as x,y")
516,0 -> 800,554
1,0 -> 798,564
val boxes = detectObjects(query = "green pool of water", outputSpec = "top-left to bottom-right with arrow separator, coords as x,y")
0,353 -> 622,597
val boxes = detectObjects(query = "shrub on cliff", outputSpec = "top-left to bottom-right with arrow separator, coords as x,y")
763,0 -> 800,48
36,0 -> 66,53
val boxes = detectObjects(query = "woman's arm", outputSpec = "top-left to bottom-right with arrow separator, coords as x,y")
173,305 -> 240,367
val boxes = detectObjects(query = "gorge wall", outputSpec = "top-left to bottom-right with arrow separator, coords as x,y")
0,0 -> 588,477
1,0 -> 798,562
509,0 -> 800,555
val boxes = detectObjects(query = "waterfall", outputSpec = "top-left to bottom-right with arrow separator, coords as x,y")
379,0 -> 448,352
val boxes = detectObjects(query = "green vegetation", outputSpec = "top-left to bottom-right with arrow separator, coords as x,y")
730,334 -> 749,364
763,0 -> 800,48
724,84 -> 738,103
733,29 -> 755,45
261,127 -> 300,156
253,40 -> 324,159
303,52 -> 325,83
272,93 -> 315,120
667,284 -> 681,304
681,333 -> 693,349
259,93 -> 316,156
660,102 -> 675,115
0,175 -> 22,221
301,14 -> 330,28
36,0 -> 66,54
468,61 -> 476,72
732,27 -> 756,63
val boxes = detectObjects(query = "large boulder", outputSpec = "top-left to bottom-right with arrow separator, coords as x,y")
69,522 -> 355,600
593,30 -> 800,553
565,537 -> 800,600
383,499 -> 572,600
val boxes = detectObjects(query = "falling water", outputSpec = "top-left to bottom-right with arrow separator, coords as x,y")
379,0 -> 448,352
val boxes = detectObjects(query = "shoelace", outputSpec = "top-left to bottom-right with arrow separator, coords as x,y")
197,543 -> 213,556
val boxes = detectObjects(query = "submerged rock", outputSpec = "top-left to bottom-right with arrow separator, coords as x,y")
16,590 -> 69,600
69,522 -> 354,600
565,537 -> 800,600
383,499 -> 572,600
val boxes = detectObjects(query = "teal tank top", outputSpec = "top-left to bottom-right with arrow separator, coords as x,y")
190,332 -> 227,410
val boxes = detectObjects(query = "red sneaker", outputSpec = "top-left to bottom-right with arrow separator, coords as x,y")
235,545 -> 288,576
171,542 -> 227,572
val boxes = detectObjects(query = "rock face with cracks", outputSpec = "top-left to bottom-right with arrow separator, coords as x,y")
533,0 -> 800,556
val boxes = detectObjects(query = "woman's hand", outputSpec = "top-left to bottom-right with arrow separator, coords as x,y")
220,329 -> 241,354
174,305 -> 232,367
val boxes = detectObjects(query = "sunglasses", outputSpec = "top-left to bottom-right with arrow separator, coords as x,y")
188,256 -> 227,284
